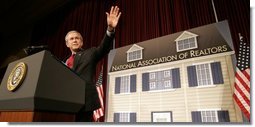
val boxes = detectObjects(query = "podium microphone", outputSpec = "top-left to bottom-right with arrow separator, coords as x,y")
28,45 -> 48,49
23,45 -> 48,55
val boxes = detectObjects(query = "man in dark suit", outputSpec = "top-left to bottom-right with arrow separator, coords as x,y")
65,6 -> 121,122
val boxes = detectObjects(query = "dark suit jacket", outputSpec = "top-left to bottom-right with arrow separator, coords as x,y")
69,33 -> 114,111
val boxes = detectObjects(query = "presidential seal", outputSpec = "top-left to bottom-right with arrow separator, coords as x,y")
7,62 -> 27,91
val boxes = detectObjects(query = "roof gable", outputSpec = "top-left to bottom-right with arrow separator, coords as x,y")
127,44 -> 144,53
175,31 -> 198,41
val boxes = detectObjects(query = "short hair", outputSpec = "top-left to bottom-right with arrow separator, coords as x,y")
65,30 -> 83,42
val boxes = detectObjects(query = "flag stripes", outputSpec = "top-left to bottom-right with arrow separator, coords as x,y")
233,33 -> 250,120
93,69 -> 104,122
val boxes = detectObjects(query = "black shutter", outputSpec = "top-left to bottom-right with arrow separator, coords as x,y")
172,68 -> 181,88
218,110 -> 230,122
142,73 -> 149,91
115,77 -> 121,94
170,111 -> 173,122
114,113 -> 120,123
187,66 -> 198,87
130,113 -> 136,123
191,111 -> 202,122
211,62 -> 224,84
130,75 -> 136,92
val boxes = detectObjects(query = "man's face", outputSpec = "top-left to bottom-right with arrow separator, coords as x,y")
66,32 -> 83,53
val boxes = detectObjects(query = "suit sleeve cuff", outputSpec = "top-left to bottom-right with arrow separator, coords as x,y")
106,30 -> 115,37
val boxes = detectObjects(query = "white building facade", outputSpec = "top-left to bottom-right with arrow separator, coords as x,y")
105,21 -> 243,123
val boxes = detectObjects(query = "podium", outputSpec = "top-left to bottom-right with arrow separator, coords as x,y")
0,50 -> 85,122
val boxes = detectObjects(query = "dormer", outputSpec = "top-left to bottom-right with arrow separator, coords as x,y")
175,31 -> 198,52
126,44 -> 144,62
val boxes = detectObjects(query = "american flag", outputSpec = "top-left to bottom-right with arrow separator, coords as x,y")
233,33 -> 250,120
93,69 -> 104,122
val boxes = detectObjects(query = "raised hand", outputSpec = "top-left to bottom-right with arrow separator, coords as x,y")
106,6 -> 121,31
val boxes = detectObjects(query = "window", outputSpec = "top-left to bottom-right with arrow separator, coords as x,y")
149,70 -> 172,90
115,75 -> 137,94
201,110 -> 218,122
191,110 -> 230,122
196,63 -> 213,86
152,111 -> 173,122
187,62 -> 224,87
164,80 -> 171,88
164,70 -> 171,77
150,82 -> 156,89
150,73 -> 156,79
177,37 -> 197,52
142,68 -> 181,91
127,44 -> 144,62
114,112 -> 137,123
120,76 -> 130,93
127,50 -> 142,62
119,113 -> 130,122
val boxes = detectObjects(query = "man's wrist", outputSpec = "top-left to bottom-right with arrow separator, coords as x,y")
107,26 -> 115,32
106,26 -> 115,37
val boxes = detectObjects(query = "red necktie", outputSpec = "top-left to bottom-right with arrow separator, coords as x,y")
66,54 -> 75,68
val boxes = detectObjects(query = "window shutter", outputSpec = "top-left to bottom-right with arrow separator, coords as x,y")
130,113 -> 136,123
142,73 -> 149,91
130,75 -> 136,92
187,66 -> 198,87
114,113 -> 120,123
218,110 -> 230,122
172,68 -> 181,88
211,62 -> 224,84
170,111 -> 173,122
115,77 -> 121,94
191,111 -> 202,122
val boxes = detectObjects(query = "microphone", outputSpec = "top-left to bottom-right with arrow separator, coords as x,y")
23,45 -> 48,55
28,45 -> 48,49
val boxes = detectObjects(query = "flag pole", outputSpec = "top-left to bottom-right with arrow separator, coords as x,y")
211,0 -> 218,22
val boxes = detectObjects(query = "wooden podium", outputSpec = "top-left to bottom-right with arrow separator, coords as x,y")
0,50 -> 85,122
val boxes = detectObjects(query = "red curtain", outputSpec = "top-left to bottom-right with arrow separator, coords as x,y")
214,0 -> 250,50
32,0 -> 249,59
31,0 -> 249,122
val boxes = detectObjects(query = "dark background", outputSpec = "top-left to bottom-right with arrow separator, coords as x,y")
0,0 -> 249,121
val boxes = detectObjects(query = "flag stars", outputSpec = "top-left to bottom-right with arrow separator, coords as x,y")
234,37 -> 250,117
237,40 -> 249,70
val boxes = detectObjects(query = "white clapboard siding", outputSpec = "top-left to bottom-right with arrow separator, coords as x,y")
106,55 -> 239,122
